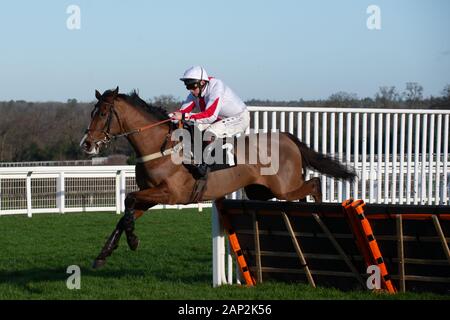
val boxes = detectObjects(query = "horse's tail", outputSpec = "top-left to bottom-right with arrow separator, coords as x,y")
285,133 -> 357,182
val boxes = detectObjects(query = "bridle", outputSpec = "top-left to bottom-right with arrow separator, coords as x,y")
85,100 -> 122,145
85,99 -> 173,147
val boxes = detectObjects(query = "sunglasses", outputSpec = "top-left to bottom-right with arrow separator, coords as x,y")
185,81 -> 200,90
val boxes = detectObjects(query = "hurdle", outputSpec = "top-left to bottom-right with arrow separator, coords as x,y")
212,199 -> 450,294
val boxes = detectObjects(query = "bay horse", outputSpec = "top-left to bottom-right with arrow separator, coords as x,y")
80,87 -> 356,268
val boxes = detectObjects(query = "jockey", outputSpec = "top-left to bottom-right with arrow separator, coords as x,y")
171,66 -> 250,177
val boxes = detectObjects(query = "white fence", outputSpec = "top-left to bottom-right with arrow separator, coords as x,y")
247,106 -> 450,205
0,107 -> 449,217
0,166 -> 206,216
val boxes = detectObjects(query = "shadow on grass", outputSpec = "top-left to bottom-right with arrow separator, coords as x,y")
0,261 -> 212,294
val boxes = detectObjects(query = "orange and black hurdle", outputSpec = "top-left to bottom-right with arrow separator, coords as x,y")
212,199 -> 450,294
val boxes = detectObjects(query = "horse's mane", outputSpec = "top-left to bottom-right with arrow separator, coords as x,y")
113,90 -> 169,121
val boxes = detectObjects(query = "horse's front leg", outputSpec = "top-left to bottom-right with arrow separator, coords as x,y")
93,222 -> 124,269
123,187 -> 178,245
122,186 -> 175,249
92,186 -> 171,269
121,196 -> 156,252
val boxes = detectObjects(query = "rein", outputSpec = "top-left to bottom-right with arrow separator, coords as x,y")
86,100 -> 173,140
113,118 -> 173,138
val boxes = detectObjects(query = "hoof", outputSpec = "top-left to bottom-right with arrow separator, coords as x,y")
92,259 -> 106,269
127,236 -> 140,251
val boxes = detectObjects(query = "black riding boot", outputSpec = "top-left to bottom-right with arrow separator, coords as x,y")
193,141 -> 215,178
194,162 -> 210,178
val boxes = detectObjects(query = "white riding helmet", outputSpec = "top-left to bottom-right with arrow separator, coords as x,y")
180,66 -> 209,82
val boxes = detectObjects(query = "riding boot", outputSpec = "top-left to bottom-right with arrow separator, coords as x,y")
194,162 -> 210,178
194,140 -> 215,178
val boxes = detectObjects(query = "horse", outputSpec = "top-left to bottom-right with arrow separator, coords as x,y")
80,87 -> 356,268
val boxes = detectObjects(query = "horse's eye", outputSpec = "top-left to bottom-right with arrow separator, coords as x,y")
100,112 -> 107,117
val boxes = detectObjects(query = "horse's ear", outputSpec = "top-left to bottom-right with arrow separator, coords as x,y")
112,86 -> 119,96
95,90 -> 102,100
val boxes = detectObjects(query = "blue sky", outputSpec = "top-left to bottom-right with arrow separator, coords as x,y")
0,0 -> 449,102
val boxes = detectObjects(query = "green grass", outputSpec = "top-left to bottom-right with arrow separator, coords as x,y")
0,209 -> 448,300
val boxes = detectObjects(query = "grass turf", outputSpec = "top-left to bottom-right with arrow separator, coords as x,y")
0,209 -> 448,300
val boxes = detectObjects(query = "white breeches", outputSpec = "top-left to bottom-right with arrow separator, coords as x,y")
196,110 -> 250,139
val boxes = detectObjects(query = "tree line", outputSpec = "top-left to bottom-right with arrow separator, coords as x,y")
0,83 -> 449,163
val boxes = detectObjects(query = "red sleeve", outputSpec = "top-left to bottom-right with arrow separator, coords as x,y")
180,101 -> 195,113
189,98 -> 220,121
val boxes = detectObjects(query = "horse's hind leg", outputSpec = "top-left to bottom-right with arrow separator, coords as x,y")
310,177 -> 322,203
277,177 -> 322,203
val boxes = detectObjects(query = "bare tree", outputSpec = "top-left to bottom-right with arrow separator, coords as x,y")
328,91 -> 358,108
150,94 -> 180,112
403,82 -> 423,107
375,86 -> 400,108
441,84 -> 450,99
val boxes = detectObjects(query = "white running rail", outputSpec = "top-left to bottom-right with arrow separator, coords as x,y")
1,107 -> 449,218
